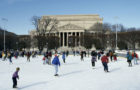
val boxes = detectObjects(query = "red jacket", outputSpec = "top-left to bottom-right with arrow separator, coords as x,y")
101,55 -> 109,63
132,53 -> 138,58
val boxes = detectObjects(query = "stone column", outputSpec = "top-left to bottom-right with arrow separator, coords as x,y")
63,32 -> 65,47
75,32 -> 77,47
79,32 -> 81,46
58,32 -> 61,47
67,32 -> 68,47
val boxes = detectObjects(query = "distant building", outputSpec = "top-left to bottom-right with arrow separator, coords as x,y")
30,14 -> 103,50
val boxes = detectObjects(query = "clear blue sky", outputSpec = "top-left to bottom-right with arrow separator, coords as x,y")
0,0 -> 139,35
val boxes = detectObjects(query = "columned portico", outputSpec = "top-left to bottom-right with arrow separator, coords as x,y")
59,30 -> 84,47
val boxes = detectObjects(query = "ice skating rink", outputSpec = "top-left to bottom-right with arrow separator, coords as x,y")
0,54 -> 140,90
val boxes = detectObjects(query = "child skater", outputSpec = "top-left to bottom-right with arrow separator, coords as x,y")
91,56 -> 97,68
62,52 -> 66,63
12,67 -> 20,88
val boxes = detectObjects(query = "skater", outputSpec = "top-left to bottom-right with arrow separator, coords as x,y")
80,51 -> 84,61
44,51 -> 49,64
91,56 -> 97,68
66,50 -> 69,57
91,50 -> 97,57
48,51 -> 52,65
101,53 -> 109,72
132,52 -> 138,65
12,67 -> 20,88
73,50 -> 75,56
62,52 -> 66,63
26,52 -> 31,62
97,51 -> 101,60
52,54 -> 61,76
109,51 -> 113,61
8,51 -> 13,64
113,53 -> 117,61
126,52 -> 133,67
14,51 -> 19,59
42,56 -> 46,64
2,51 -> 7,61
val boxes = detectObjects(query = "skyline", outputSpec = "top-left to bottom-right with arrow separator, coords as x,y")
0,0 -> 140,35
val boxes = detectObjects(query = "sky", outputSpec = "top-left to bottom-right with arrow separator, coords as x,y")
0,0 -> 140,35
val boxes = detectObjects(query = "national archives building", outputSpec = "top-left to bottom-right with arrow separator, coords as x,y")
30,14 -> 103,48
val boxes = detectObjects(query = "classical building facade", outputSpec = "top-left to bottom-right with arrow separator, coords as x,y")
30,14 -> 103,49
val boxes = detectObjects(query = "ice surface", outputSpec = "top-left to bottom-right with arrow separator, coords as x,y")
0,52 -> 140,90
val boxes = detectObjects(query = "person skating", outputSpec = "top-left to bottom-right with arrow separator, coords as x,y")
8,51 -> 13,64
113,53 -> 117,61
66,50 -> 69,57
52,54 -> 61,76
132,52 -> 138,65
62,52 -> 66,63
44,51 -> 49,64
109,51 -> 113,62
48,51 -> 52,65
126,52 -> 133,67
26,52 -> 31,62
101,53 -> 109,72
2,51 -> 7,61
97,51 -> 101,60
80,51 -> 84,61
12,67 -> 20,88
91,56 -> 97,68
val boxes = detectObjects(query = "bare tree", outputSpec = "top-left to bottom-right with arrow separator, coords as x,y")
31,16 -> 59,51
31,16 -> 40,31
89,23 -> 103,33
41,16 -> 59,34
125,30 -> 140,50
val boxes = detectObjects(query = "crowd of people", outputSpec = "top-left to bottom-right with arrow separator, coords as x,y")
0,50 -> 38,64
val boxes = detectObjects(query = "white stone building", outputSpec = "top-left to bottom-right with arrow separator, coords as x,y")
30,14 -> 103,50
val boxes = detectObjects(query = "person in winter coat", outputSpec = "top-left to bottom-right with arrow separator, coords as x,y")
8,51 -> 12,64
48,51 -> 52,65
12,67 -> 20,88
110,51 -> 113,61
132,52 -> 138,65
126,52 -> 133,67
91,56 -> 97,68
101,54 -> 109,72
97,52 -> 101,60
66,51 -> 69,57
62,52 -> 66,63
44,52 -> 49,64
80,51 -> 84,61
52,54 -> 61,76
113,53 -> 117,61
26,52 -> 31,62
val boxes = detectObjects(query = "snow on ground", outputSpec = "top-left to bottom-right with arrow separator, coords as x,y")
0,54 -> 140,90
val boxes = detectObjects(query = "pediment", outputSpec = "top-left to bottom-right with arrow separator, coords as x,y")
58,24 -> 84,30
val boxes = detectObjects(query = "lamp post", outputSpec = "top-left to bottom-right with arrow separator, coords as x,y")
114,16 -> 119,51
116,24 -> 118,50
1,18 -> 8,51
